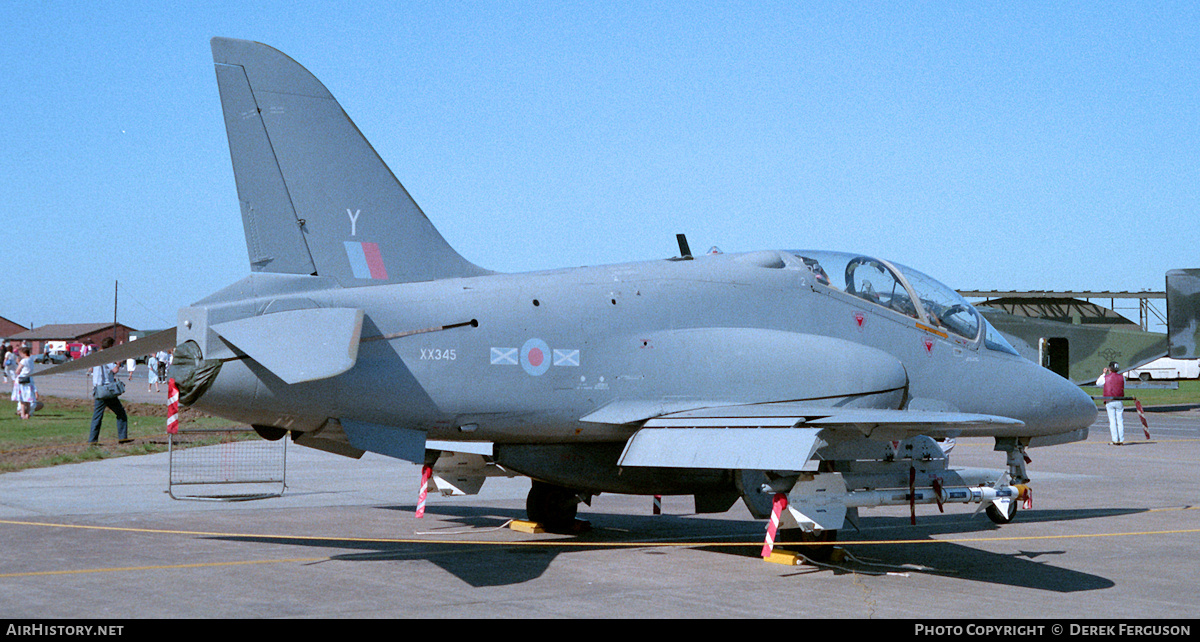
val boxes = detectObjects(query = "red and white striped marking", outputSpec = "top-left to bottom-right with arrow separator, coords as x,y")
653,495 -> 662,515
166,378 -> 179,435
1135,400 -> 1151,440
415,465 -> 433,518
761,493 -> 789,558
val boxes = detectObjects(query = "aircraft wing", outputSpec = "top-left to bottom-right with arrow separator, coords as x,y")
616,403 -> 1024,470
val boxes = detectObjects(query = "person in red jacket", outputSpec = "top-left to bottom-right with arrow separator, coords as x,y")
1098,362 -> 1126,445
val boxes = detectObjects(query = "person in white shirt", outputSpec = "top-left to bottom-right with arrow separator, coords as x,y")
11,347 -> 37,419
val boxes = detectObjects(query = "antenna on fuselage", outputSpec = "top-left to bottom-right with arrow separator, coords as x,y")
676,234 -> 693,260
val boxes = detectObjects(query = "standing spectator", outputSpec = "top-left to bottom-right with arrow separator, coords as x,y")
90,338 -> 130,444
146,352 -> 159,392
11,347 -> 37,420
2,343 -> 16,384
155,349 -> 169,388
126,356 -> 136,381
1097,362 -> 1126,445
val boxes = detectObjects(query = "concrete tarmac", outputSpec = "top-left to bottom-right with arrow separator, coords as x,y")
2,380 -> 1199,619
27,367 -> 174,406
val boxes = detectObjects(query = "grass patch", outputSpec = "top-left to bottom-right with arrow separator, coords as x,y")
1084,379 -> 1200,408
0,396 -> 250,473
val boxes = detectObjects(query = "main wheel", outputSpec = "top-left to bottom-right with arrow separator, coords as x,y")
777,528 -> 839,562
985,499 -> 1018,524
526,480 -> 580,530
252,425 -> 288,441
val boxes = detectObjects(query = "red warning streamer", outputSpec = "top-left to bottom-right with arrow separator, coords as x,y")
761,493 -> 788,558
1134,400 -> 1151,440
166,378 -> 179,435
416,465 -> 432,518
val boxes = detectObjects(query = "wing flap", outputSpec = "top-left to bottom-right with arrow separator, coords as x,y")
640,403 -> 1024,438
614,403 -> 1027,471
618,426 -> 825,471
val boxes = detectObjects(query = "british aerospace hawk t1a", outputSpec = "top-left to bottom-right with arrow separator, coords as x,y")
55,38 -> 1098,541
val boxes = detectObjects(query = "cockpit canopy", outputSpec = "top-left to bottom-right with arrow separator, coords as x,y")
791,250 -> 1019,355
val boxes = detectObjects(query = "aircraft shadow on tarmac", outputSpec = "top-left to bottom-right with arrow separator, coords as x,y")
779,506 -> 1145,591
205,503 -> 1130,591
208,504 -> 722,588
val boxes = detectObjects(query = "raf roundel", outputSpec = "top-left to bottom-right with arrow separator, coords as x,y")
521,338 -> 552,376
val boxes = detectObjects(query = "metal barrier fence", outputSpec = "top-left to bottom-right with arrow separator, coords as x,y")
167,427 -> 287,501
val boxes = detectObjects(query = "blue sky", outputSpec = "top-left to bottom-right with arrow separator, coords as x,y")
3,2 -> 1195,332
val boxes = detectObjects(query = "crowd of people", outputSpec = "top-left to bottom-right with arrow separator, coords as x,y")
2,339 -> 173,444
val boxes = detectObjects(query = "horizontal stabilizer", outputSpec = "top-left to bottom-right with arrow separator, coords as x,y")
212,308 -> 363,384
36,328 -> 178,377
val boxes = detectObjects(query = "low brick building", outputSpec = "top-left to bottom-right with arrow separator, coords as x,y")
0,316 -> 28,340
4,323 -> 137,356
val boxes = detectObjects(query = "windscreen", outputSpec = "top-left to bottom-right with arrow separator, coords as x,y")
890,263 -> 981,341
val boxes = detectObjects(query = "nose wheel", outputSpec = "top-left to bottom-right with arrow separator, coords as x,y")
985,498 -> 1018,524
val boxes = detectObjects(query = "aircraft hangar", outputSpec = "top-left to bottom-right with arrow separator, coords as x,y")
958,290 -> 1170,384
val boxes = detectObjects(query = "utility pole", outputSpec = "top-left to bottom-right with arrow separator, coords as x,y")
113,280 -> 119,343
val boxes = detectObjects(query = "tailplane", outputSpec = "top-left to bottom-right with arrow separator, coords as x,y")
211,37 -> 489,285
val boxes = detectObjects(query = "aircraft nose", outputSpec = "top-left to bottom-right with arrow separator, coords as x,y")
1038,367 -> 1098,434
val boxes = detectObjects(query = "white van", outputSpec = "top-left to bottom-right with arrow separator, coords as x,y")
1125,357 -> 1200,381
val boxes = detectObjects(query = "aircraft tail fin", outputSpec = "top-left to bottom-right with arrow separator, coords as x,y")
1167,269 -> 1200,358
210,37 -> 489,285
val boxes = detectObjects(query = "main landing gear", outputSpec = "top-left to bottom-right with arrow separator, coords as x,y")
776,527 -> 840,562
525,480 -> 590,533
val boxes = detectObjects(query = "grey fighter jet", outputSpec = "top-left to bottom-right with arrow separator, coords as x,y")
52,38 -> 1099,542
